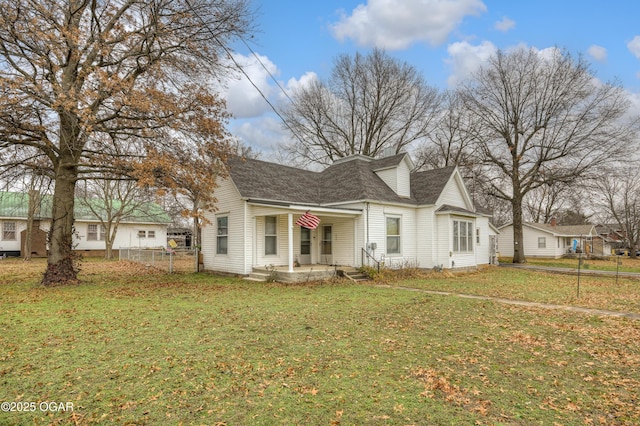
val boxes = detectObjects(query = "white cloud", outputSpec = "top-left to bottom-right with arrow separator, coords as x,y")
283,72 -> 319,99
587,45 -> 607,62
223,53 -> 280,119
330,0 -> 487,50
494,16 -> 515,32
628,36 -> 640,59
445,40 -> 497,87
231,117 -> 293,158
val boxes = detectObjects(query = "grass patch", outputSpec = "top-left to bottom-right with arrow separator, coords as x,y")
502,256 -> 640,273
1,258 -> 639,424
392,266 -> 640,313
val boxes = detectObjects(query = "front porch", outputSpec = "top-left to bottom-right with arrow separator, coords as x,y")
248,202 -> 363,275
245,264 -> 361,283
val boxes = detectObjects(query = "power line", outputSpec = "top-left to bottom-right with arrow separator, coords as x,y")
239,36 -> 294,104
183,0 -> 304,146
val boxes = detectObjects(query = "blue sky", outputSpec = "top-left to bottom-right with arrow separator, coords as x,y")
223,0 -> 640,158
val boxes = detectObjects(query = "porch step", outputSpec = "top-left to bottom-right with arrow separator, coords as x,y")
341,268 -> 371,282
243,272 -> 270,282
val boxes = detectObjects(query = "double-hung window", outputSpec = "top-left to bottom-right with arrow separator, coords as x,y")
386,216 -> 401,254
87,224 -> 106,241
453,219 -> 473,252
538,237 -> 546,249
217,216 -> 228,255
2,222 -> 16,240
265,216 -> 277,255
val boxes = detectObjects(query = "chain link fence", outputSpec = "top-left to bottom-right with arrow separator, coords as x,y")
118,247 -> 198,273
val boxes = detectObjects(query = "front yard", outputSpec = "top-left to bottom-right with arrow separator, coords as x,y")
1,258 -> 639,425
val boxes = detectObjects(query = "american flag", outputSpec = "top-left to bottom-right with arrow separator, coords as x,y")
295,211 -> 320,229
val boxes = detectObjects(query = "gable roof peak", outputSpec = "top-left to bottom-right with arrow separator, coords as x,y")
331,154 -> 374,165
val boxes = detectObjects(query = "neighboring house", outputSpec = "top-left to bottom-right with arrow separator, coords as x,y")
201,153 -> 498,277
498,220 -> 597,259
0,191 -> 171,257
594,224 -> 626,255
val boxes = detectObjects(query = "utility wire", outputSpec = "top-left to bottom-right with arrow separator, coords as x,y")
239,36 -> 294,104
183,0 -> 305,146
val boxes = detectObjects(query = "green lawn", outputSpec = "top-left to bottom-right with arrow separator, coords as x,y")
391,266 -> 640,314
502,256 -> 640,274
1,259 -> 639,425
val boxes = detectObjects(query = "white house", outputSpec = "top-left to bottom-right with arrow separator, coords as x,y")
498,221 -> 597,259
0,191 -> 171,257
202,153 -> 498,278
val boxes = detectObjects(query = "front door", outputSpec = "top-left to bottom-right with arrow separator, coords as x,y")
299,227 -> 311,264
320,225 -> 332,264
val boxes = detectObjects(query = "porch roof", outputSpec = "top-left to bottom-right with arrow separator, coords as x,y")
247,199 -> 362,217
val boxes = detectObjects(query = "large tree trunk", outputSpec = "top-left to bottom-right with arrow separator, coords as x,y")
512,195 -> 526,264
42,161 -> 79,285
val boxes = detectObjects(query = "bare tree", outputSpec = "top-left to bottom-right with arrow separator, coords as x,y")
413,90 -> 478,171
523,182 -> 568,223
459,47 -> 638,263
280,48 -> 442,166
76,178 -> 159,260
0,0 -> 253,284
596,166 -> 640,258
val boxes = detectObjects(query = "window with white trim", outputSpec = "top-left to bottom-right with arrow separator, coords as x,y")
538,237 -> 546,249
386,216 -> 401,254
87,224 -> 106,241
2,221 -> 16,240
138,230 -> 146,238
453,219 -> 473,252
148,230 -> 155,238
265,216 -> 277,255
216,216 -> 228,255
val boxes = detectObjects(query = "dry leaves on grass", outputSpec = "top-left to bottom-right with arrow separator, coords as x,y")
412,367 -> 492,416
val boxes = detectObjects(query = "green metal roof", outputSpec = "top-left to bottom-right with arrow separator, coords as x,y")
0,191 -> 171,224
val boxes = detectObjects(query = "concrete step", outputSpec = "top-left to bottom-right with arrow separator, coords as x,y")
244,272 -> 270,282
342,269 -> 371,282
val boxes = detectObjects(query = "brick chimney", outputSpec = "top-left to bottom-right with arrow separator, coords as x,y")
549,217 -> 557,227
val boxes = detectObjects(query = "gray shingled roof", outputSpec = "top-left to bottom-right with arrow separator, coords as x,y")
527,223 -> 595,236
411,166 -> 456,204
226,155 -> 458,207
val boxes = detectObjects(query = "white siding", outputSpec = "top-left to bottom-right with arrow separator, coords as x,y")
0,219 -> 24,252
437,176 -> 469,209
450,215 -> 477,269
497,225 -> 514,257
375,168 -> 397,194
497,225 -> 563,259
396,160 -> 411,197
93,222 -> 167,250
416,207 -> 436,268
475,217 -> 492,265
366,203 -> 418,266
435,214 -> 451,268
202,177 -> 250,275
373,159 -> 412,198
1,219 -> 167,255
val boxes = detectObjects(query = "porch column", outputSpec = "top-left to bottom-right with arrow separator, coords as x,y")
288,213 -> 294,272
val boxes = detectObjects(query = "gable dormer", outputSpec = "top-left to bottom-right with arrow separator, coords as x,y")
371,153 -> 413,198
